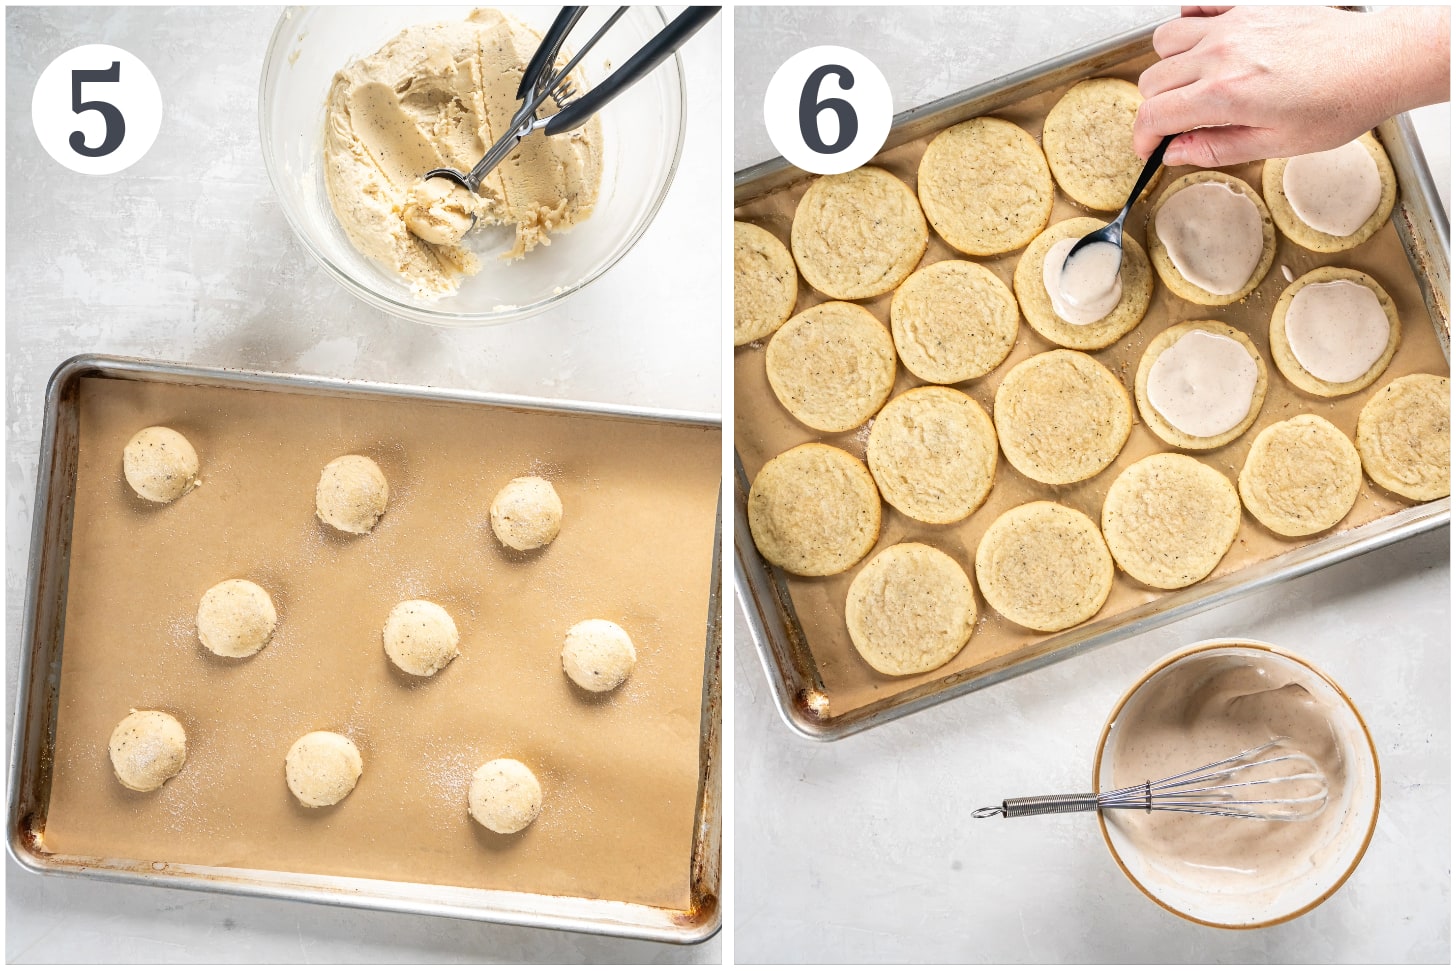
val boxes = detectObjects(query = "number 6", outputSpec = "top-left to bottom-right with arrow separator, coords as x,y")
70,62 -> 126,158
798,64 -> 858,155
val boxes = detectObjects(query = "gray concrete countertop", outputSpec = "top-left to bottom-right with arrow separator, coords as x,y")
6,5 -> 721,963
733,5 -> 1450,963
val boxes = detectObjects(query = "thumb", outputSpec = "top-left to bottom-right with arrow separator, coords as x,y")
1165,127 -> 1276,168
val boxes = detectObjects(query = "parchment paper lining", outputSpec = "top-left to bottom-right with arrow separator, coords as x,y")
42,377 -> 720,911
734,54 -> 1449,718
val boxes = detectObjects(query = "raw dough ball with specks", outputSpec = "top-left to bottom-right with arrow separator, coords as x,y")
490,476 -> 563,551
562,619 -> 637,692
469,758 -> 543,834
315,454 -> 388,534
196,579 -> 277,658
123,426 -> 199,503
383,599 -> 460,677
285,731 -> 363,807
109,709 -> 187,792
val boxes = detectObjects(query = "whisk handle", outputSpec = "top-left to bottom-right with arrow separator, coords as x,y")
1001,793 -> 1099,817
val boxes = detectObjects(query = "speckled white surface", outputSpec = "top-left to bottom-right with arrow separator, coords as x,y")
6,5 -> 721,963
733,6 -> 1450,964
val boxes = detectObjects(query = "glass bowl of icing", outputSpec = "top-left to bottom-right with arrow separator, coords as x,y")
1094,640 -> 1380,928
259,6 -> 686,326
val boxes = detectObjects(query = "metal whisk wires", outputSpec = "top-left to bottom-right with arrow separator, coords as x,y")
973,739 -> 1330,822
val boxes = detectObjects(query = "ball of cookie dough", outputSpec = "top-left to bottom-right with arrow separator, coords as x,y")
123,426 -> 199,504
285,731 -> 363,808
468,758 -> 543,834
109,710 -> 187,792
383,599 -> 460,676
489,476 -> 563,551
562,619 -> 637,692
196,579 -> 277,658
316,454 -> 388,534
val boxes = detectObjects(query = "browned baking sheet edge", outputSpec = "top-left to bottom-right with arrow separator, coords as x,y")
7,354 -> 722,944
732,22 -> 1451,741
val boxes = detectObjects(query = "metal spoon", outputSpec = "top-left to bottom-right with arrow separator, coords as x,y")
1061,133 -> 1177,277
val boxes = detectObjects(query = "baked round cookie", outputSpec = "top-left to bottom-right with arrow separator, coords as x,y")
790,166 -> 928,300
123,426 -> 199,504
562,619 -> 637,692
1013,217 -> 1153,350
1147,171 -> 1275,305
917,116 -> 1054,256
197,579 -> 277,659
747,443 -> 880,577
846,543 -> 976,676
993,350 -> 1133,485
383,599 -> 460,677
316,454 -> 388,535
1042,78 -> 1148,211
734,221 -> 798,346
490,476 -> 563,551
109,710 -> 187,792
1134,320 -> 1268,450
1239,414 -> 1362,537
1356,373 -> 1451,501
469,758 -> 542,834
765,301 -> 896,433
865,386 -> 997,524
1269,266 -> 1400,397
285,731 -> 363,808
889,259 -> 1019,384
1101,453 -> 1242,590
1262,132 -> 1397,253
975,501 -> 1113,632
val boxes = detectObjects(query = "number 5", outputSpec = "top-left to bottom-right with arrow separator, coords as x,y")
70,62 -> 126,158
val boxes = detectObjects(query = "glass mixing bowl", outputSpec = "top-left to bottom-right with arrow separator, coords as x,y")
259,6 -> 686,326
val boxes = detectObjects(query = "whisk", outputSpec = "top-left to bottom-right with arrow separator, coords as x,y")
973,739 -> 1329,822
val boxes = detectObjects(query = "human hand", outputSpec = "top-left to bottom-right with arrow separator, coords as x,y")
1134,6 -> 1450,167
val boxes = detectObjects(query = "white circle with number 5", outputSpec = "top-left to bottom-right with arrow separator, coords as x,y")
32,44 -> 162,175
763,45 -> 893,175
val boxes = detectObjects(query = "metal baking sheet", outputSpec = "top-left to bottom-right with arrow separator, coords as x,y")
8,355 -> 721,944
734,24 -> 1451,741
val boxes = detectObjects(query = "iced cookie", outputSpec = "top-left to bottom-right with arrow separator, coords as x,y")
196,579 -> 277,659
490,476 -> 563,551
918,117 -> 1054,256
790,166 -> 928,300
766,301 -> 896,433
889,259 -> 1019,384
1263,132 -> 1397,253
747,443 -> 880,577
1269,266 -> 1400,397
1101,453 -> 1242,589
316,454 -> 388,535
975,501 -> 1113,632
1014,217 -> 1153,350
993,350 -> 1132,485
469,758 -> 542,834
1135,321 -> 1268,450
109,710 -> 187,792
123,426 -> 199,504
1356,373 -> 1451,501
846,543 -> 976,676
382,600 -> 460,677
734,221 -> 799,346
1147,171 -> 1275,305
562,619 -> 636,692
1042,78 -> 1149,212
286,731 -> 363,808
865,386 -> 997,525
1239,414 -> 1361,537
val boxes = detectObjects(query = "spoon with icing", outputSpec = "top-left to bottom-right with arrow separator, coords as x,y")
1055,133 -> 1177,317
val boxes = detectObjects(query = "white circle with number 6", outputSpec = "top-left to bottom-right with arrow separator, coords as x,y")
32,44 -> 162,175
763,45 -> 893,175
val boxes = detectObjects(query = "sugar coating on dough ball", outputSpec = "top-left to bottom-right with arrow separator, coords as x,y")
196,579 -> 277,658
123,426 -> 199,504
109,709 -> 187,792
468,758 -> 542,834
285,731 -> 363,808
562,619 -> 637,692
383,599 -> 460,676
489,476 -> 563,551
316,454 -> 388,535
